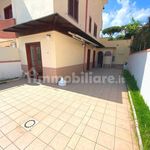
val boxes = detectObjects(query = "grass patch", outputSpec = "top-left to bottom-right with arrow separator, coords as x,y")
123,70 -> 150,150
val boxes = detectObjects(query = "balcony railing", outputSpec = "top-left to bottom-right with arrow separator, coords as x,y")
0,18 -> 16,38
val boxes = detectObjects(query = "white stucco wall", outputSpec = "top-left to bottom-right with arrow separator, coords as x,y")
0,47 -> 22,80
127,50 -> 150,107
0,62 -> 22,80
12,0 -> 54,24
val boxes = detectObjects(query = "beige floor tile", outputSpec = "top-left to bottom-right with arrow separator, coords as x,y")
44,146 -> 54,150
103,115 -> 116,125
86,110 -> 93,117
15,114 -> 29,124
42,115 -> 56,126
79,105 -> 89,112
0,136 -> 12,149
91,112 -> 103,121
75,123 -> 86,135
27,109 -> 39,117
114,138 -> 133,150
74,110 -> 86,118
97,131 -> 114,149
81,116 -> 90,124
75,137 -> 95,150
0,131 -> 4,138
67,134 -> 80,149
105,109 -> 116,117
4,108 -> 17,115
14,133 -> 36,149
59,112 -> 71,122
43,106 -> 54,114
50,133 -> 69,150
1,121 -> 18,134
25,138 -> 47,150
50,109 -> 62,118
83,126 -> 99,142
34,112 -> 48,121
94,106 -> 105,114
9,111 -> 24,120
0,113 -> 6,119
117,112 -> 129,120
50,119 -> 65,131
65,147 -> 72,150
0,69 -> 139,150
68,116 -> 82,126
7,127 -> 26,142
115,127 -> 132,143
95,144 -> 108,150
116,118 -> 131,130
4,144 -> 19,150
30,123 -> 47,137
87,118 -> 102,130
65,107 -> 76,114
0,117 -> 11,127
39,127 -> 57,144
61,123 -> 77,137
100,122 -> 115,136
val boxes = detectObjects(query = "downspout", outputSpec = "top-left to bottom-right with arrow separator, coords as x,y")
83,0 -> 88,72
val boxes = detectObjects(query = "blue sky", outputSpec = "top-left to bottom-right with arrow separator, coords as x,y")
103,0 -> 150,29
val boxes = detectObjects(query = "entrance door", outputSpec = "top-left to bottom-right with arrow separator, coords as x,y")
92,51 -> 96,68
26,42 -> 43,79
98,51 -> 103,68
87,49 -> 91,71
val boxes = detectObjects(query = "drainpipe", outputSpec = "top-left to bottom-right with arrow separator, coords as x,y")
83,0 -> 88,72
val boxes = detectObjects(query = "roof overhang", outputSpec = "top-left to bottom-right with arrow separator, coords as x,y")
4,13 -> 104,48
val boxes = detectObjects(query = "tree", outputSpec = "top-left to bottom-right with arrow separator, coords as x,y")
124,18 -> 141,38
102,26 -> 123,38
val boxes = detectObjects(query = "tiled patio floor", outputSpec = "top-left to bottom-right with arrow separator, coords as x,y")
0,69 -> 139,150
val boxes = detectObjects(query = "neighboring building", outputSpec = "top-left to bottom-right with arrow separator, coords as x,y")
98,38 -> 132,68
1,0 -> 107,79
0,0 -> 16,40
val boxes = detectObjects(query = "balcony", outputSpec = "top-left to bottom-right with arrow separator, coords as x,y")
0,18 -> 16,38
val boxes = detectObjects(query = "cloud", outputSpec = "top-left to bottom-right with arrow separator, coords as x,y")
103,0 -> 150,29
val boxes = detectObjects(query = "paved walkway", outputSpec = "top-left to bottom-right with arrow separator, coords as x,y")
0,69 -> 139,150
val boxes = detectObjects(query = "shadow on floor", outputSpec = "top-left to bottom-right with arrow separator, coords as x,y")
0,68 -> 126,103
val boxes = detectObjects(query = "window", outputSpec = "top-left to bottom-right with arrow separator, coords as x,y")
4,5 -> 13,19
94,23 -> 97,37
89,17 -> 92,33
68,0 -> 79,22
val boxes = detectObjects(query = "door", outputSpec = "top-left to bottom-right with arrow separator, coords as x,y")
87,49 -> 91,70
26,42 -> 43,79
98,51 -> 103,68
92,51 -> 96,68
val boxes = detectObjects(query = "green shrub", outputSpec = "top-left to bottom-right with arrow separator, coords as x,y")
123,70 -> 150,150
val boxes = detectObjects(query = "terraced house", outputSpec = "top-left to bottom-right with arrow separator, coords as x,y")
0,0 -> 107,79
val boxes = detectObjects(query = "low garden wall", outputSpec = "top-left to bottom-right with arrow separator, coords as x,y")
0,47 -> 22,80
127,49 -> 150,107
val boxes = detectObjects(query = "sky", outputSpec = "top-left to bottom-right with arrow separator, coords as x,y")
103,0 -> 150,29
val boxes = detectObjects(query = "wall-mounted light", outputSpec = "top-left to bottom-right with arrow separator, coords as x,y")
46,34 -> 51,39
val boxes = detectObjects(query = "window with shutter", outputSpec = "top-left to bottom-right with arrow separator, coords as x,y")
94,23 -> 97,37
4,5 -> 13,19
68,0 -> 73,17
68,0 -> 79,22
89,17 -> 92,33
